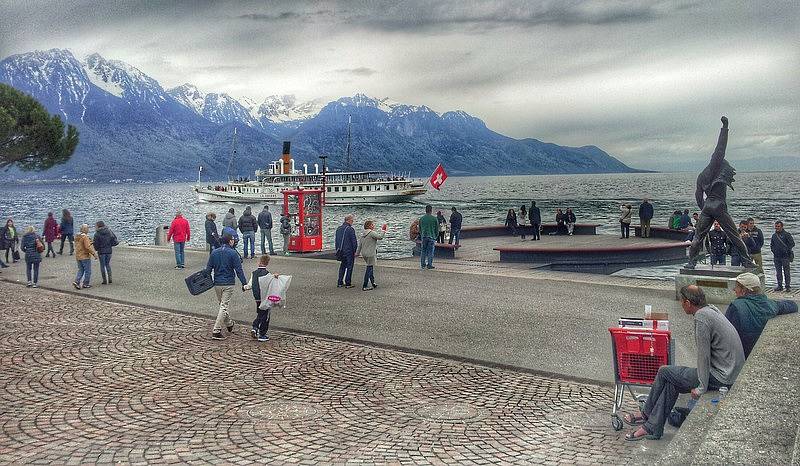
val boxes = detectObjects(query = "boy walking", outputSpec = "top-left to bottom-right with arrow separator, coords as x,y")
244,255 -> 274,342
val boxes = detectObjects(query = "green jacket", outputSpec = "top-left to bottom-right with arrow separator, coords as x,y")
419,214 -> 438,239
724,294 -> 796,358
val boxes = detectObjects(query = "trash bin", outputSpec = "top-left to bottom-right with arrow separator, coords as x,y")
154,225 -> 170,245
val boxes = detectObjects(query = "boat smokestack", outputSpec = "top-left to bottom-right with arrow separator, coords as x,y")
282,141 -> 291,174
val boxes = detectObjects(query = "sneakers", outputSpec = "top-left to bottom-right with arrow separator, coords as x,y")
82,284 -> 92,289
211,332 -> 225,340
362,286 -> 372,291
344,284 -> 354,288
371,283 -> 378,289
251,327 -> 258,339
26,282 -> 32,287
72,281 -> 81,290
174,266 -> 182,270
427,265 -> 435,269
227,323 -> 235,333
258,335 -> 270,342
32,283 -> 37,288
786,286 -> 792,292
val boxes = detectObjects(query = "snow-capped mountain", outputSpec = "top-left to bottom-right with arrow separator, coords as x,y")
0,48 -> 637,180
167,83 -> 259,127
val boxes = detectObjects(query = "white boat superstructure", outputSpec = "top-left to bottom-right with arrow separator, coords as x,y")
193,140 -> 426,204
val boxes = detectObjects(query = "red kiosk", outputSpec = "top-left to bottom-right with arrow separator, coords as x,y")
283,188 -> 323,253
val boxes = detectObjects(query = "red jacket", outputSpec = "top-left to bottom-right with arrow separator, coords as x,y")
44,217 -> 59,242
167,215 -> 191,243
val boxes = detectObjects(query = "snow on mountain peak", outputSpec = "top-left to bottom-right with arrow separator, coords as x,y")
254,95 -> 324,124
82,52 -> 167,107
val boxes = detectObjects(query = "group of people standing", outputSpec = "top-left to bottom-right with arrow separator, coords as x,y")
0,210 -> 118,289
504,203 -> 577,239
168,205 -> 294,270
334,214 -> 388,291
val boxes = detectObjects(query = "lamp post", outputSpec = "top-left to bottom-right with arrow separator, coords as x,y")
319,155 -> 328,206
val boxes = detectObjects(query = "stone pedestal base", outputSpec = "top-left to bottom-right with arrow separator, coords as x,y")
675,265 -> 765,304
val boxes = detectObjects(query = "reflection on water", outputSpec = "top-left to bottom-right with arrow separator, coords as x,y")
2,172 -> 798,284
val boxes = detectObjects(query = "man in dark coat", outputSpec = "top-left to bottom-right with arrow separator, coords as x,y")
770,221 -> 795,291
334,214 -> 358,288
638,199 -> 654,238
686,117 -> 755,269
257,205 -> 275,255
708,221 -> 728,265
448,207 -> 463,246
529,201 -> 541,241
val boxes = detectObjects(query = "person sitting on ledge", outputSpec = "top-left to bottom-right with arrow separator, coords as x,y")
623,285 -> 744,441
725,272 -> 798,359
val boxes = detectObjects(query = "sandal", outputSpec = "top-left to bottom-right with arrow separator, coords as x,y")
623,412 -> 645,426
625,426 -> 654,441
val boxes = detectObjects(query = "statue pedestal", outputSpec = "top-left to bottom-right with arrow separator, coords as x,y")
674,265 -> 765,304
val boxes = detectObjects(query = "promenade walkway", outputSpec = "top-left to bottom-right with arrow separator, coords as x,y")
0,246 -> 697,383
1,282 -> 650,464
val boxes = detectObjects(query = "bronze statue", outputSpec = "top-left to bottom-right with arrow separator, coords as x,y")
686,116 -> 755,269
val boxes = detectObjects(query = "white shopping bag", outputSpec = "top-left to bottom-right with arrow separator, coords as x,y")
258,274 -> 292,310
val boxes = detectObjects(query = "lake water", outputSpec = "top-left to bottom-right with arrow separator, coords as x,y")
3,172 -> 798,284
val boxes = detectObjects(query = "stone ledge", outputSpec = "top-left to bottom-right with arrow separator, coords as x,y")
657,311 -> 800,465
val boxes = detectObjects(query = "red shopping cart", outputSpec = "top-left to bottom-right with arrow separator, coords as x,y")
608,327 -> 673,431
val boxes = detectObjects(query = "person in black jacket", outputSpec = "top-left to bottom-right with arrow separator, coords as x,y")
505,209 -> 518,237
747,218 -> 765,271
731,220 -> 756,267
529,201 -> 541,240
92,221 -> 118,285
708,221 -> 728,265
638,199 -> 654,238
448,207 -> 462,245
334,215 -> 358,288
243,254 -> 276,342
565,208 -> 577,236
237,206 -> 259,259
205,212 -> 220,253
770,221 -> 795,291
257,205 -> 275,255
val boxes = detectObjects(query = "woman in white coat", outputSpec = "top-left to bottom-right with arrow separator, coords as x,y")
356,219 -> 387,291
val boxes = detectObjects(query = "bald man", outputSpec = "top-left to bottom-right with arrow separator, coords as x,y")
623,285 -> 744,441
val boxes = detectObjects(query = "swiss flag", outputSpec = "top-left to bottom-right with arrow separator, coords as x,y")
429,163 -> 448,190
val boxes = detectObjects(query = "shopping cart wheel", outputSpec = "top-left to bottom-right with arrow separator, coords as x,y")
611,415 -> 623,431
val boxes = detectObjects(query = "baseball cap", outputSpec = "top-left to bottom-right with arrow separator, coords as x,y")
735,273 -> 761,291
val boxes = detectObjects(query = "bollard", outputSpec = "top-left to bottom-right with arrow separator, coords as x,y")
154,225 -> 170,245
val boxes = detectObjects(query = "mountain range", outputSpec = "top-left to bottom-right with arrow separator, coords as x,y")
0,49 -> 639,181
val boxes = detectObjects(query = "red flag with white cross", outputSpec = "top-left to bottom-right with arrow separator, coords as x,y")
429,163 -> 448,190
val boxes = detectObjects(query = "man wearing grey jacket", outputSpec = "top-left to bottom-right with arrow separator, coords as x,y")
623,285 -> 744,441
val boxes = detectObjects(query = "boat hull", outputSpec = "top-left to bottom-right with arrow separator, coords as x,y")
195,186 -> 426,205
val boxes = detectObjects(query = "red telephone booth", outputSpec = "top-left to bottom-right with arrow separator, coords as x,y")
283,188 -> 323,253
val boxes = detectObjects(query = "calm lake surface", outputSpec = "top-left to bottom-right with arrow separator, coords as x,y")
3,172 -> 798,284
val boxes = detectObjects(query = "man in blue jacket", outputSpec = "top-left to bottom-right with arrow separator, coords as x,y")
334,214 -> 357,288
638,199 -> 654,238
448,207 -> 463,246
205,234 -> 247,340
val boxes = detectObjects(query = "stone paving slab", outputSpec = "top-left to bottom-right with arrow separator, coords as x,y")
0,282 -> 667,464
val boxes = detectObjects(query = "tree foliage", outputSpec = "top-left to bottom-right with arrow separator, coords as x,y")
0,83 -> 79,171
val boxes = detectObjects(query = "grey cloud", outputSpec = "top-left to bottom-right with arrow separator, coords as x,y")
237,9 -> 332,22
334,67 -> 377,76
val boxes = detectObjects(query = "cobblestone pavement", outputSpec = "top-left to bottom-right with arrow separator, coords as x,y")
0,282 -> 647,464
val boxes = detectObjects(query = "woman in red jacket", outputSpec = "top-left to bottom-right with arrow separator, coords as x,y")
43,212 -> 59,258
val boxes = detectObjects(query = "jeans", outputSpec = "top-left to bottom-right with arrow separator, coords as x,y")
567,223 -> 575,235
242,231 -> 255,258
641,219 -> 651,237
59,234 -> 74,255
213,285 -> 235,332
173,242 -> 185,267
775,256 -> 791,288
45,241 -> 55,257
710,254 -> 726,265
26,260 -> 40,283
6,241 -> 18,262
448,228 -> 461,246
620,221 -> 630,238
75,259 -> 91,286
252,302 -> 271,337
260,228 -> 275,254
731,254 -> 742,267
282,234 -> 290,254
99,253 -> 112,282
642,365 -> 726,438
362,265 -> 375,289
420,236 -> 435,268
338,255 -> 354,286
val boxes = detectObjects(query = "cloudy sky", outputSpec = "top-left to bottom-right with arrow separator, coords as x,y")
2,0 -> 798,169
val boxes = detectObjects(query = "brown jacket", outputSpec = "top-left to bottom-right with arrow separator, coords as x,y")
75,233 -> 97,260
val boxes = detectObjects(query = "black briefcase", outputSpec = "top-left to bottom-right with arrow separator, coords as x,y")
185,270 -> 214,295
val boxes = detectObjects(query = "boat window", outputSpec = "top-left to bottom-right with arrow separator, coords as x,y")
366,186 -> 371,191
394,184 -> 398,189
385,185 -> 390,190
376,185 -> 380,191
334,187 -> 339,192
327,187 -> 331,192
358,186 -> 363,192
